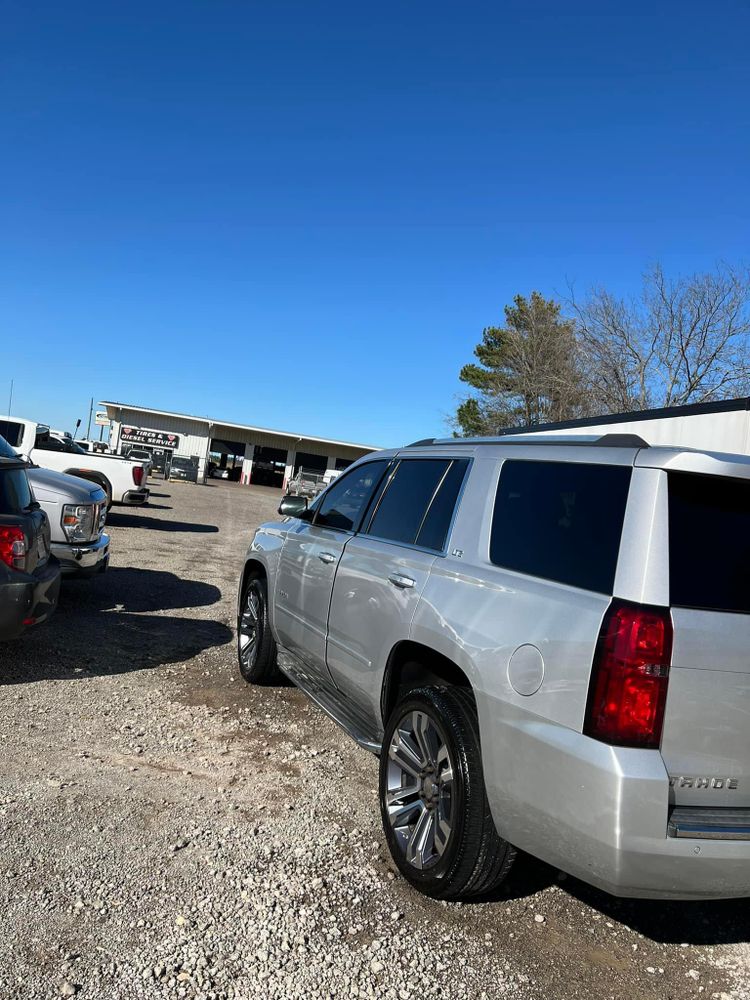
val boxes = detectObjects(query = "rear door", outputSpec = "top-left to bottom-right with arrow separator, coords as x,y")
326,458 -> 470,710
662,470 -> 750,809
273,460 -> 389,678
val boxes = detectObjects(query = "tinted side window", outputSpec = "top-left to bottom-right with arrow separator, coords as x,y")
0,436 -> 18,459
367,459 -> 450,546
0,421 -> 24,448
315,460 -> 389,532
416,459 -> 470,551
35,435 -> 65,452
669,472 -> 750,614
0,468 -> 33,514
490,460 -> 631,593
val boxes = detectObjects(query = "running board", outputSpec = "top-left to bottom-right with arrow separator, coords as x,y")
278,649 -> 382,755
668,807 -> 750,841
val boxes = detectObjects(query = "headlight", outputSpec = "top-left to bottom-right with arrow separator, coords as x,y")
62,504 -> 95,543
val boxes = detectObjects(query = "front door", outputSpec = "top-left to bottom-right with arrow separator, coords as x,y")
273,459 -> 390,680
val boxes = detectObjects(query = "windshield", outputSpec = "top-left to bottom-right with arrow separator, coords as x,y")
171,458 -> 192,469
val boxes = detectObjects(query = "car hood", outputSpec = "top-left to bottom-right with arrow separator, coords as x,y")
27,466 -> 107,505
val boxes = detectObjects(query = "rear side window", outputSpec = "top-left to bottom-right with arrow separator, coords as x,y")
366,458 -> 469,551
0,420 -> 23,448
669,472 -> 750,614
35,434 -> 65,452
415,459 -> 469,551
0,468 -> 33,514
490,460 -> 632,594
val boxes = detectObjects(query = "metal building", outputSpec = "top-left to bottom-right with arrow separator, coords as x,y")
100,400 -> 380,488
493,396 -> 750,454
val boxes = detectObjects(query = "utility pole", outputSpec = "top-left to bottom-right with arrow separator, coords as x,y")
86,397 -> 93,440
7,379 -> 13,416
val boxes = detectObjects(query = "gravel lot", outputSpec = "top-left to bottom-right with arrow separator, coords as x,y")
1,479 -> 749,1000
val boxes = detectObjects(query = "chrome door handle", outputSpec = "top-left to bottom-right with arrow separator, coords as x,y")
388,573 -> 416,589
318,551 -> 336,564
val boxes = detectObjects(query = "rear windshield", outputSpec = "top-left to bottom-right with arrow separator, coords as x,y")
0,467 -> 33,514
669,471 -> 750,614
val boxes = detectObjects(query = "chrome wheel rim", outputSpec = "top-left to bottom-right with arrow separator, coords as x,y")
238,586 -> 261,668
385,709 -> 455,870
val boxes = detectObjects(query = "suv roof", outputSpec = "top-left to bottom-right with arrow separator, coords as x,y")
389,432 -> 750,482
406,432 -> 650,449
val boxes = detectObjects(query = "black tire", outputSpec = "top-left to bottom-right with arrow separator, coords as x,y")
237,575 -> 281,684
379,684 -> 515,900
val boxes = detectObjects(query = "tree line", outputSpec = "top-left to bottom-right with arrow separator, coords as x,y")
454,262 -> 750,436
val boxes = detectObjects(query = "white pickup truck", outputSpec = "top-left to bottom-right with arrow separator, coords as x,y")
0,416 -> 149,508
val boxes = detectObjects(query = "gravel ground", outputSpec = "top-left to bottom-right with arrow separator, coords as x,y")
1,479 -> 748,1000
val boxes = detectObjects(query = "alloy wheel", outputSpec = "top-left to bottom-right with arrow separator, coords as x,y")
385,709 -> 455,870
238,586 -> 261,669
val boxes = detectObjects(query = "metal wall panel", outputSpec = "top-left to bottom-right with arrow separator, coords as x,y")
537,410 -> 750,455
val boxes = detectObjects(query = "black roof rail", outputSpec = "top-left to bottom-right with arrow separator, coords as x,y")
595,433 -> 650,448
405,438 -> 437,447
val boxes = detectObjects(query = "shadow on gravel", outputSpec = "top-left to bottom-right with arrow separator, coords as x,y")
106,511 -> 218,533
464,851 -> 750,946
563,877 -> 750,946
0,567 -> 231,685
63,567 -> 222,613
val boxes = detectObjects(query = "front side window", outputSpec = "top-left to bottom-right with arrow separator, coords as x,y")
314,460 -> 389,532
490,460 -> 631,593
366,458 -> 469,551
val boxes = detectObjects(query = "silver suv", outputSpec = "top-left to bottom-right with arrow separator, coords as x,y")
237,435 -> 750,901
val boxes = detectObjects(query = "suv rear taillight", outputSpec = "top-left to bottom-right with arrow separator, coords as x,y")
0,525 -> 27,570
132,465 -> 144,486
584,600 -> 673,750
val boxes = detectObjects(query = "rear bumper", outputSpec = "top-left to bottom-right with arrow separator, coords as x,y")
119,488 -> 150,505
0,558 -> 61,640
480,699 -> 750,899
51,533 -> 110,577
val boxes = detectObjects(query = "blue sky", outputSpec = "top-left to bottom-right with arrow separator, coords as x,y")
2,2 -> 748,448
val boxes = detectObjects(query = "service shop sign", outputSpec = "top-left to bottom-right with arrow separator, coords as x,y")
120,426 -> 181,449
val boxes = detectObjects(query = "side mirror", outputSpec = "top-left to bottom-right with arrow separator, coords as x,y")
278,495 -> 309,518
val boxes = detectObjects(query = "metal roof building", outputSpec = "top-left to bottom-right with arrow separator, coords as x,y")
100,400 -> 380,488
492,396 -> 750,454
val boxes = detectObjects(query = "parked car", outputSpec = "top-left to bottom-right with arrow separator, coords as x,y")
77,439 -> 110,454
237,434 -> 750,902
286,467 -> 341,499
0,436 -> 61,640
168,456 -> 199,483
0,417 -> 149,508
209,466 -> 230,480
27,466 -> 109,577
124,447 -> 153,475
